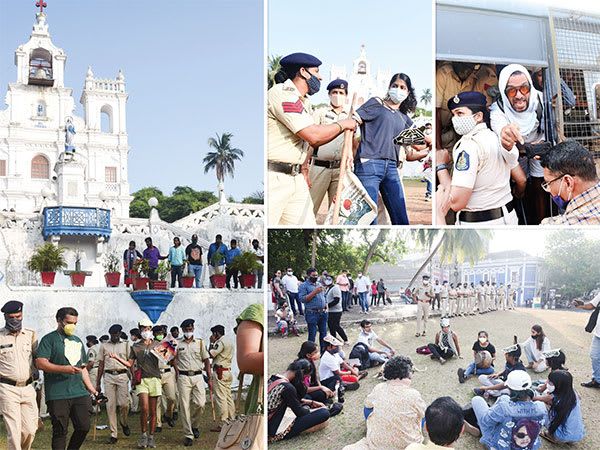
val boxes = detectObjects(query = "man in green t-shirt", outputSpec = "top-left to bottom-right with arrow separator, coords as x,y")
35,307 -> 100,450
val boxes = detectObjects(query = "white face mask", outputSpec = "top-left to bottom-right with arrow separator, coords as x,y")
479,337 -> 487,344
184,332 -> 194,339
423,281 -> 430,285
141,330 -> 153,340
451,114 -> 478,136
388,87 -> 408,104
546,384 -> 555,394
287,271 -> 293,276
330,93 -> 346,108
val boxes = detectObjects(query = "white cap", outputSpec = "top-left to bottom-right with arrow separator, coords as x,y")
138,318 -> 153,327
440,318 -> 450,327
505,370 -> 532,391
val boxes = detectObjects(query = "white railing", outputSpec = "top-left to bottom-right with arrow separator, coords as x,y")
91,79 -> 124,93
173,202 -> 264,229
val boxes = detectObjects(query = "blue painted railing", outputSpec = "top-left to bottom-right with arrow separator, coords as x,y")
42,206 -> 111,240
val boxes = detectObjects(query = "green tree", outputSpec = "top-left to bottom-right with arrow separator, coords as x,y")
242,189 -> 264,204
129,187 -> 164,218
420,88 -> 432,106
203,132 -> 244,184
543,230 -> 600,299
129,186 -> 217,222
268,54 -> 282,89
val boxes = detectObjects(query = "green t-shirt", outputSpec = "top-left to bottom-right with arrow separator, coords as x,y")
235,303 -> 264,414
36,330 -> 89,401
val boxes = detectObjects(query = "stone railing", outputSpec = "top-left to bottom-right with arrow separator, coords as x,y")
173,202 -> 264,229
90,78 -> 125,93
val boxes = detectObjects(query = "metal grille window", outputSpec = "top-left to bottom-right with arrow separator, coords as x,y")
550,9 -> 600,156
31,155 -> 49,179
105,166 -> 117,183
0,160 -> 5,176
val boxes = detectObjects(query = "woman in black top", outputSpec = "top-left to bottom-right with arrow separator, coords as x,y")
296,341 -> 334,403
457,330 -> 496,383
268,359 -> 330,441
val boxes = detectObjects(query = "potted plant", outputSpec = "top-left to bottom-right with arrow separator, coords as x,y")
151,260 -> 170,290
210,251 -> 226,288
69,249 -> 88,287
132,258 -> 150,291
27,243 -> 67,287
103,252 -> 121,287
230,251 -> 261,288
181,263 -> 196,288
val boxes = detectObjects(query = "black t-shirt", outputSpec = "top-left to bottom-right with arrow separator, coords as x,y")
185,244 -> 203,265
472,341 -> 496,357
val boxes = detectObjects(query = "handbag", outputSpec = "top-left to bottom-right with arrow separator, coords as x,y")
216,372 -> 264,450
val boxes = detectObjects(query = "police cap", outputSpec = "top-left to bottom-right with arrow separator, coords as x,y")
280,52 -> 322,74
211,325 -> 225,336
181,318 -> 195,329
1,300 -> 23,314
447,91 -> 487,111
327,78 -> 348,93
108,324 -> 122,335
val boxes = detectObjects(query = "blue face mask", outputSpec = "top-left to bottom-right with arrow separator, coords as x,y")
305,71 -> 321,96
551,178 -> 571,211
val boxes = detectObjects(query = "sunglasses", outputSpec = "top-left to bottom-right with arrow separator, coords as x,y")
515,432 -> 530,439
505,84 -> 531,98
541,174 -> 567,192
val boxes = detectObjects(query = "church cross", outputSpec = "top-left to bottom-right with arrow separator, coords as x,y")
36,0 -> 47,13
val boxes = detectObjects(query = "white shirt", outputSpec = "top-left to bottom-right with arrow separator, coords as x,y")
250,246 -> 264,267
591,293 -> 600,338
433,284 -> 441,294
524,335 -> 551,361
451,123 -> 519,211
355,275 -> 370,293
281,274 -> 299,293
357,330 -> 379,348
319,350 -> 342,380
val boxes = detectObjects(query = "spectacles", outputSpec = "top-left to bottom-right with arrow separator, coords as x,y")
541,174 -> 567,192
505,84 -> 531,98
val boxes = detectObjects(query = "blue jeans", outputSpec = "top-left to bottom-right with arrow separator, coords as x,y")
188,264 -> 203,288
305,309 -> 328,353
287,292 -> 303,315
591,335 -> 600,382
464,362 -> 495,377
358,291 -> 369,312
341,291 -> 351,311
426,180 -> 432,196
354,158 -> 409,225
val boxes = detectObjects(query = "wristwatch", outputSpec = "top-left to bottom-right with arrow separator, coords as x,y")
436,163 -> 449,172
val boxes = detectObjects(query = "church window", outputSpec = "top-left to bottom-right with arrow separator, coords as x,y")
100,105 -> 113,133
0,160 -> 6,177
31,155 -> 50,179
105,166 -> 117,183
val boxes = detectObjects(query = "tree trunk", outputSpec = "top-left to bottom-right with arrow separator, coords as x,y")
407,232 -> 447,289
362,229 -> 388,274
311,229 -> 318,268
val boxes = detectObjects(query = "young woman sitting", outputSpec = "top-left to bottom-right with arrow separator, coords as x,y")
296,341 -> 335,404
523,324 -> 551,373
458,330 -> 496,383
541,370 -> 585,445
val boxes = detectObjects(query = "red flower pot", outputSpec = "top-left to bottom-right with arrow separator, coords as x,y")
70,273 -> 86,287
240,274 -> 256,288
210,274 -> 227,288
40,271 -> 56,286
181,276 -> 195,288
105,272 -> 121,287
133,277 -> 149,291
151,280 -> 168,290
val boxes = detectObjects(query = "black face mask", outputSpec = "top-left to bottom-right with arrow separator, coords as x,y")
309,276 -> 318,283
5,317 -> 22,332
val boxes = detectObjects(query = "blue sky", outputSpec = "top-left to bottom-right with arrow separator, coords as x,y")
0,0 -> 264,200
268,0 -> 433,107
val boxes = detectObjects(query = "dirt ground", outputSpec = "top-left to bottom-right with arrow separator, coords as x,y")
268,308 -> 598,450
315,178 -> 432,225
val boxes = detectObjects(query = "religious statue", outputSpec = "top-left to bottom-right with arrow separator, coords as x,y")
64,117 -> 76,157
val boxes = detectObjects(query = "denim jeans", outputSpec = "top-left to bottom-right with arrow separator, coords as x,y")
358,291 -> 369,312
188,264 -> 203,288
591,335 -> 600,382
354,158 -> 409,225
305,309 -> 328,353
287,292 -> 303,315
341,291 -> 351,311
170,265 -> 183,288
464,362 -> 495,377
254,268 -> 263,289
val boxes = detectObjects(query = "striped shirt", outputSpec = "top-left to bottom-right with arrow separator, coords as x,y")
541,182 -> 600,225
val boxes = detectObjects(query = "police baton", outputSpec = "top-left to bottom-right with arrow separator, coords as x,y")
209,378 -> 217,422
332,92 -> 358,224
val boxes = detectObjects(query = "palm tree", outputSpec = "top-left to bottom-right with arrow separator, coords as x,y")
203,132 -> 244,202
268,54 -> 282,89
420,88 -> 432,106
407,229 -> 493,288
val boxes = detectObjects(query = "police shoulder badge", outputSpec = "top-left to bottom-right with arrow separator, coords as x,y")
455,150 -> 470,171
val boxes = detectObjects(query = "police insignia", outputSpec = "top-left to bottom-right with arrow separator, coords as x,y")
455,150 -> 470,171
453,95 -> 460,104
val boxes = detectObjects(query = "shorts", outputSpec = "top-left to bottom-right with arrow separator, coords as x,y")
135,377 -> 162,397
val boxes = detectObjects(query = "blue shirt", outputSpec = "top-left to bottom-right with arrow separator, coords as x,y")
298,280 -> 326,311
207,242 -> 228,267
226,247 -> 242,265
479,395 -> 546,450
547,397 -> 585,443
168,246 -> 185,266
355,97 -> 413,161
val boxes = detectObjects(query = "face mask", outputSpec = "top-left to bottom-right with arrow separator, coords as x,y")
551,178 -> 572,211
287,271 -> 293,276
141,330 -> 153,340
5,317 -> 22,332
546,384 -> 555,394
304,72 -> 321,96
388,87 -> 408,104
479,337 -> 487,344
155,334 -> 164,341
309,276 -> 318,283
63,323 -> 76,336
451,114 -> 478,135
110,336 -> 120,343
423,281 -> 430,285
330,93 -> 346,107
329,348 -> 339,354
184,332 -> 194,339
358,274 -> 362,278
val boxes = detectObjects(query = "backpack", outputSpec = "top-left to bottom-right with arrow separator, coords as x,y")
349,343 -> 371,370
416,345 -> 432,355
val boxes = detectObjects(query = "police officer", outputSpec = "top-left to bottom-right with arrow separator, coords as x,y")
463,282 -> 473,315
267,52 -> 356,225
508,284 -> 516,310
448,283 -> 458,318
484,281 -> 491,312
498,283 -> 507,310
96,324 -> 131,444
85,335 -> 100,413
456,282 -> 465,316
309,78 -> 354,217
476,281 -> 485,313
440,281 -> 449,317
154,325 -> 176,432
491,282 -> 499,310
436,91 -> 520,225
208,325 -> 234,431
0,301 -> 38,450
469,282 -> 477,316
174,319 -> 212,447
413,275 -> 433,337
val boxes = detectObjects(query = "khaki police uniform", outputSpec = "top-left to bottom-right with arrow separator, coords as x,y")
309,106 -> 349,215
448,287 -> 458,317
499,286 -> 507,310
476,284 -> 485,313
98,340 -> 130,439
175,338 -> 210,440
483,284 -> 491,311
267,79 -> 317,225
157,357 -> 176,427
413,284 -> 433,335
456,285 -> 465,316
491,285 -> 498,310
469,286 -> 477,315
209,337 -> 235,422
464,286 -> 473,315
87,343 -> 100,396
451,123 -> 519,225
440,284 -> 449,317
0,327 -> 38,450
508,287 -> 516,309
